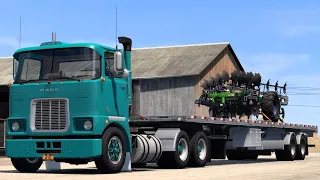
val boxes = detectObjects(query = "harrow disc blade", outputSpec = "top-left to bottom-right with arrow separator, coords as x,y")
201,79 -> 209,89
219,70 -> 230,83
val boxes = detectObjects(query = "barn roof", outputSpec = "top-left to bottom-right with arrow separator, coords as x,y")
0,42 -> 244,85
131,42 -> 244,79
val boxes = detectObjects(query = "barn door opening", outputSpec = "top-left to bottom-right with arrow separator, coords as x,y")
0,85 -> 9,150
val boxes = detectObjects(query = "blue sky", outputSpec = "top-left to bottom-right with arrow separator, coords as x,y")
1,0 -> 320,127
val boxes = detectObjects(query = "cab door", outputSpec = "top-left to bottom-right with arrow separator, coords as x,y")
104,52 -> 129,118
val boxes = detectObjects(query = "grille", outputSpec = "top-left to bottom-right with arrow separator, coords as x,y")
34,99 -> 68,131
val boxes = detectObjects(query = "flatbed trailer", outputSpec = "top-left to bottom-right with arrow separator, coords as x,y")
5,34 -> 319,174
129,115 -> 317,167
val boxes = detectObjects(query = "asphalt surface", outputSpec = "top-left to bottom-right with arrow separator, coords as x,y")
0,153 -> 319,180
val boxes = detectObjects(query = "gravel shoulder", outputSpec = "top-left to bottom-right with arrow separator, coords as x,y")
1,153 -> 320,180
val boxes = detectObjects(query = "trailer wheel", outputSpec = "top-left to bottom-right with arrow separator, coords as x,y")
295,135 -> 307,160
95,127 -> 126,173
276,134 -> 297,161
188,131 -> 209,167
261,92 -> 280,122
11,158 -> 43,173
157,130 -> 190,169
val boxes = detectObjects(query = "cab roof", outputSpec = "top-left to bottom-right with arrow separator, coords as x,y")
13,41 -> 117,58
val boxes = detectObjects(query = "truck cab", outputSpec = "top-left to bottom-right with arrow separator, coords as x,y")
6,34 -> 133,173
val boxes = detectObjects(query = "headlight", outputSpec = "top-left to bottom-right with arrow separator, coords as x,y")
12,122 -> 20,131
84,120 -> 92,130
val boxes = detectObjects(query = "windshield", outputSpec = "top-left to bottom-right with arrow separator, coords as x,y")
14,47 -> 101,84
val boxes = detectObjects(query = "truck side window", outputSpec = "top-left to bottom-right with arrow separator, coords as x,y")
105,52 -> 114,75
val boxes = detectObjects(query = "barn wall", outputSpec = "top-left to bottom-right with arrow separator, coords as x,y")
195,47 -> 242,117
0,86 -> 9,148
133,76 -> 196,116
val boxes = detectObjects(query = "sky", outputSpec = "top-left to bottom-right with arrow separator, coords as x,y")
1,0 -> 320,127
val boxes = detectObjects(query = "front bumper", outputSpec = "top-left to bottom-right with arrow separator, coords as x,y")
5,139 -> 102,159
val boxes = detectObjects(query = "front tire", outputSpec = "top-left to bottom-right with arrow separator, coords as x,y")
11,158 -> 43,173
95,127 -> 127,174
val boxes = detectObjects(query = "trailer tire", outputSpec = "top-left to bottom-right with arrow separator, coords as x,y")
95,127 -> 126,174
188,131 -> 209,167
276,134 -> 297,161
226,150 -> 244,160
261,91 -> 280,122
295,135 -> 307,160
11,158 -> 43,173
157,130 -> 190,169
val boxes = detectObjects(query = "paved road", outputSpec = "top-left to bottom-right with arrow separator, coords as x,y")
1,153 -> 320,180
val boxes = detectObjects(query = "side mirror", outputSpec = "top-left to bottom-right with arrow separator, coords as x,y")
114,51 -> 123,72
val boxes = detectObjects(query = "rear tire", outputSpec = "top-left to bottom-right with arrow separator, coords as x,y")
11,158 -> 43,173
188,131 -> 209,167
276,134 -> 297,161
157,130 -> 190,169
261,91 -> 280,122
95,127 -> 127,174
296,135 -> 307,160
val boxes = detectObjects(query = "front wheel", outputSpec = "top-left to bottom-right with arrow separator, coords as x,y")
11,158 -> 43,173
95,127 -> 127,174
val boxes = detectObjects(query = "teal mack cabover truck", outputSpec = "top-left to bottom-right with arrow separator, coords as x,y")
5,33 -> 318,174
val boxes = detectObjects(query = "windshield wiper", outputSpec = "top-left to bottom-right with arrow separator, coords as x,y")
18,79 -> 43,84
55,76 -> 82,82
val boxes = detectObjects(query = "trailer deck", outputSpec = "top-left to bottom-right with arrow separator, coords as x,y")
130,115 -> 318,133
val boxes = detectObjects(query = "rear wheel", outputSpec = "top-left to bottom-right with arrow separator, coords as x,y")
95,127 -> 126,174
276,134 -> 297,161
261,91 -> 280,122
296,135 -> 307,160
11,158 -> 43,173
157,130 -> 190,169
188,131 -> 209,167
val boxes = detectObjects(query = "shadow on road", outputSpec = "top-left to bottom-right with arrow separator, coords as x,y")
0,157 -> 277,174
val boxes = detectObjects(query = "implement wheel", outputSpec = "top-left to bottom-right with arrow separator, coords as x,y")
261,91 -> 280,122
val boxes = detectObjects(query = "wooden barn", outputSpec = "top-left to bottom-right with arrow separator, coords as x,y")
0,42 -> 244,151
0,57 -> 11,152
131,43 -> 244,117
